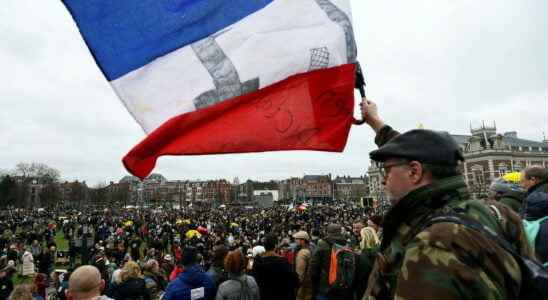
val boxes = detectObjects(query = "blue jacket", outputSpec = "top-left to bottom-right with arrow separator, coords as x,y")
523,180 -> 548,263
164,265 -> 215,300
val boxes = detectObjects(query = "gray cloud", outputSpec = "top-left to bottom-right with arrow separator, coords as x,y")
1,0 -> 546,185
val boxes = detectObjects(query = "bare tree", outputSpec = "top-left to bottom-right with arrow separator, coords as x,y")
14,162 -> 60,183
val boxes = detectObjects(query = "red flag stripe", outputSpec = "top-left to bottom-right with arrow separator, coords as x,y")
123,64 -> 356,179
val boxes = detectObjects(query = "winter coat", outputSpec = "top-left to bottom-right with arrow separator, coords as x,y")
251,254 -> 299,300
309,235 -> 349,299
164,265 -> 215,300
0,275 -> 14,300
143,271 -> 167,300
214,274 -> 260,300
206,264 -> 228,288
295,247 -> 313,300
354,247 -> 378,300
522,180 -> 548,263
21,251 -> 35,276
108,277 -> 151,300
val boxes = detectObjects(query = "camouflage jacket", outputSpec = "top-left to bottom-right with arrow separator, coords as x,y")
363,125 -> 533,300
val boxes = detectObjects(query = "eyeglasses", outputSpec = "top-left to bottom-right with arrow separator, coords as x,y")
379,161 -> 409,178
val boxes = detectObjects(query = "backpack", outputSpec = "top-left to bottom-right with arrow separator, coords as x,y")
425,213 -> 548,300
235,276 -> 254,300
279,247 -> 295,266
523,215 -> 548,265
328,243 -> 356,290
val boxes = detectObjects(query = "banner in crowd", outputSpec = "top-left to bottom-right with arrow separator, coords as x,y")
63,0 -> 358,179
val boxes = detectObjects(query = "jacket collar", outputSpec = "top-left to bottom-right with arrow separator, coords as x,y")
527,180 -> 548,196
380,176 -> 468,251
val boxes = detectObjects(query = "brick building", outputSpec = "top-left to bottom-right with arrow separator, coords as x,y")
280,175 -> 333,203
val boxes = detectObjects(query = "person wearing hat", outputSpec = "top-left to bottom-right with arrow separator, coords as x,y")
488,177 -> 525,213
293,231 -> 313,300
359,100 -> 534,300
520,165 -> 548,265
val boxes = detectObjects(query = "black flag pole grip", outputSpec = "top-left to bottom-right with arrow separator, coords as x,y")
353,62 -> 367,125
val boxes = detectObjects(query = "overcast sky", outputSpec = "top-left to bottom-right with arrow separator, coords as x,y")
1,0 -> 547,186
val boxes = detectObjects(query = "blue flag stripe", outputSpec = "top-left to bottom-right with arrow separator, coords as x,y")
63,0 -> 273,81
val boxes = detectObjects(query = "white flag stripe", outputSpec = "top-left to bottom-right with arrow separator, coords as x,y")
111,0 -> 354,134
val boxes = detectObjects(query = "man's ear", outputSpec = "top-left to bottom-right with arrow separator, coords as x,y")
408,161 -> 425,184
65,289 -> 72,300
101,279 -> 106,291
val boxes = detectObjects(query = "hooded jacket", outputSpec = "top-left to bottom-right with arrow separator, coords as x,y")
309,233 -> 348,298
164,265 -> 215,300
522,180 -> 548,262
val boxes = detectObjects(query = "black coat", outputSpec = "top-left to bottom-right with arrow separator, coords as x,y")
251,255 -> 299,300
108,277 -> 151,300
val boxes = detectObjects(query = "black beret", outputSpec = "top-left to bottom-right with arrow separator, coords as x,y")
369,129 -> 464,165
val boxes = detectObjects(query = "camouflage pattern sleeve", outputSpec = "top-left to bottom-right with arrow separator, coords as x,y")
395,222 -> 521,300
374,125 -> 400,147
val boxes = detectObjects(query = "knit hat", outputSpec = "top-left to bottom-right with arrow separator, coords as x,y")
292,231 -> 310,241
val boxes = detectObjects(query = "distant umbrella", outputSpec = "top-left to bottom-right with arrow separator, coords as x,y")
503,172 -> 521,183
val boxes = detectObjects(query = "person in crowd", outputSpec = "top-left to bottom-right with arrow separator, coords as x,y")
359,99 -> 534,299
30,240 -> 41,260
246,246 -> 265,273
351,221 -> 364,249
309,224 -> 350,300
33,273 -> 48,300
359,225 -> 379,251
6,245 -> 18,268
38,247 -> 53,276
65,265 -> 113,300
129,235 -> 142,262
206,244 -> 228,288
143,259 -> 167,300
214,250 -> 260,300
161,254 -> 175,280
488,177 -> 525,213
293,231 -> 313,300
520,165 -> 548,264
93,247 -> 109,282
355,226 -> 379,300
107,261 -> 150,300
0,262 -> 15,300
251,234 -> 299,300
366,215 -> 382,237
8,284 -> 34,300
21,247 -> 35,278
164,246 -> 215,300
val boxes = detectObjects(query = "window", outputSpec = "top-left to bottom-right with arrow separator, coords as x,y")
498,168 -> 507,176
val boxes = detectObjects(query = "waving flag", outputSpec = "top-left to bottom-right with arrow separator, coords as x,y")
63,0 -> 358,179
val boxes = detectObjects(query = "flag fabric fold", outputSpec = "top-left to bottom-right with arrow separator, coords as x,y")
63,0 -> 358,179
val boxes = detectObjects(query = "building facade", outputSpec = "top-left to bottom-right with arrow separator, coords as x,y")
333,176 -> 367,203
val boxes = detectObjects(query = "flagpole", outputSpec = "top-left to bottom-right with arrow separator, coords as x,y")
353,62 -> 367,125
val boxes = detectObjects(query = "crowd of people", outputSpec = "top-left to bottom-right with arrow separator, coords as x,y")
1,101 -> 547,300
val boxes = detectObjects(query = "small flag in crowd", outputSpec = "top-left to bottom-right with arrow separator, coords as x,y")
63,0 -> 358,179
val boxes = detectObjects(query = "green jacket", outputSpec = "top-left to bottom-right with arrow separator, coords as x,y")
363,125 -> 533,300
498,190 -> 525,214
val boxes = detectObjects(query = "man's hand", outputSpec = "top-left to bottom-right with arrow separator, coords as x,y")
360,98 -> 385,133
